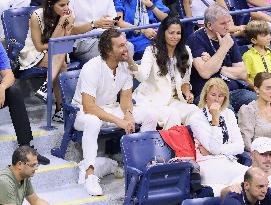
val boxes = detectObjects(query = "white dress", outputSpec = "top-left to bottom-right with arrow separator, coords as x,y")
189,106 -> 248,196
19,8 -> 46,70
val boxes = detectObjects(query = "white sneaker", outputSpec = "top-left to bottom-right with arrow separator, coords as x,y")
85,175 -> 103,196
35,81 -> 47,102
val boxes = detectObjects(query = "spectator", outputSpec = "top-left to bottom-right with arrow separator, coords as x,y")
19,0 -> 74,123
72,29 -> 158,196
127,16 -> 198,129
0,0 -> 31,43
182,0 -> 245,36
243,20 -> 271,87
69,0 -> 134,64
221,167 -> 271,205
221,137 -> 271,198
189,78 -> 248,196
238,72 -> 271,151
186,4 -> 256,113
0,42 -> 49,165
246,0 -> 271,27
114,0 -> 169,60
0,146 -> 49,205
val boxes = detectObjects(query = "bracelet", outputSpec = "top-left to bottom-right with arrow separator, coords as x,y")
149,4 -> 156,10
126,110 -> 133,115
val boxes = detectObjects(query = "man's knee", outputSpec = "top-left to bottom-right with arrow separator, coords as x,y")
83,114 -> 102,130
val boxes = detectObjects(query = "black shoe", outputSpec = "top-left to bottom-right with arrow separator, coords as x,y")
37,153 -> 50,165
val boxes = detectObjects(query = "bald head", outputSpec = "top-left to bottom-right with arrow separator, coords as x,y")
245,167 -> 267,183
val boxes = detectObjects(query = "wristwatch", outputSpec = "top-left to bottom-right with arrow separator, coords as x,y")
90,21 -> 97,29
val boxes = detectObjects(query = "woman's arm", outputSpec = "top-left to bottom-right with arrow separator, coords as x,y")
141,0 -> 168,21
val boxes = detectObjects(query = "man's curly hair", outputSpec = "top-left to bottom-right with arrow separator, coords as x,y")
98,28 -> 122,60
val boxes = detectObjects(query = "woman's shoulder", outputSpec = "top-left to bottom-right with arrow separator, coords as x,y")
33,8 -> 43,16
239,100 -> 257,113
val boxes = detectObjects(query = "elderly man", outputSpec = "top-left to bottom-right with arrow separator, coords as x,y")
221,167 -> 271,205
186,4 -> 256,112
221,137 -> 271,197
0,146 -> 49,205
72,29 -> 158,196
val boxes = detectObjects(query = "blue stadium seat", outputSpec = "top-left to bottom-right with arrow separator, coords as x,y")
225,0 -> 250,26
51,69 -> 138,158
1,6 -> 79,79
182,197 -> 221,205
121,131 -> 192,205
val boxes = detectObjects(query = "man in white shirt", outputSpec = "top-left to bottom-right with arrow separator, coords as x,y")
0,0 -> 31,42
69,0 -> 134,63
221,137 -> 271,197
72,29 -> 158,196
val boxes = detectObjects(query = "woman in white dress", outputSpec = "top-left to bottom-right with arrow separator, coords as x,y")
127,16 -> 198,129
189,78 -> 248,196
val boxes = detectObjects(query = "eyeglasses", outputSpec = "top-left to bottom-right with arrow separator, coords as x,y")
24,162 -> 39,169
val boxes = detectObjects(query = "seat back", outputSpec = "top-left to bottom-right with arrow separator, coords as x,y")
225,0 -> 250,25
182,197 -> 221,205
1,6 -> 37,61
59,70 -> 80,106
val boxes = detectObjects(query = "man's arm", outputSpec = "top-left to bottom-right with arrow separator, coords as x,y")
220,62 -> 247,80
247,0 -> 271,7
120,88 -> 133,114
192,33 -> 234,79
26,193 -> 49,205
0,69 -> 15,107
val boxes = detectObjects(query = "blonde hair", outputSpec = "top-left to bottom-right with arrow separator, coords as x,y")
198,78 -> 229,110
244,20 -> 270,42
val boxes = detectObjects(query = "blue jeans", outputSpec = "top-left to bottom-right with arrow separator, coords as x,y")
230,89 -> 256,113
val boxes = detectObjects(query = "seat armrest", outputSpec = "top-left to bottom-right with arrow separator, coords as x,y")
127,165 -> 143,176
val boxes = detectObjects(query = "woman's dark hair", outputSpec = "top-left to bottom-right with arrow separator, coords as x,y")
41,0 -> 61,43
98,28 -> 122,60
153,16 -> 189,77
254,72 -> 271,88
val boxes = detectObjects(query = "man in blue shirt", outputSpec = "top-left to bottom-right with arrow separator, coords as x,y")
0,42 -> 49,165
221,167 -> 271,205
186,4 -> 256,112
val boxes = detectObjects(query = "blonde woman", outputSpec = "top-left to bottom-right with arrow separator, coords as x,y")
189,78 -> 248,196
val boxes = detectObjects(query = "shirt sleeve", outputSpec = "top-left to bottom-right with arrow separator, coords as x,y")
182,46 -> 192,85
107,0 -> 117,18
237,103 -> 256,151
0,43 -> 11,70
133,46 -> 155,82
220,109 -> 244,155
78,63 -> 99,98
189,109 -> 224,155
26,179 -> 34,196
114,0 -> 124,12
186,33 -> 206,58
242,51 -> 253,84
153,0 -> 170,13
0,177 -> 17,204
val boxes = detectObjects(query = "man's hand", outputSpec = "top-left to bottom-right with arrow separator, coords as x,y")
209,102 -> 221,126
124,111 -> 135,133
94,16 -> 115,29
201,52 -> 211,62
141,0 -> 154,8
0,85 -> 5,108
141,28 -> 157,40
116,118 -> 135,134
216,32 -> 234,51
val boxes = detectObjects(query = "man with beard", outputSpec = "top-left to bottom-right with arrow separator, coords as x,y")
0,146 -> 49,205
72,28 -> 158,196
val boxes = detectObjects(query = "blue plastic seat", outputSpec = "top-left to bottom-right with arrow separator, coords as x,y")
51,69 -> 134,158
182,197 -> 221,205
121,131 -> 192,205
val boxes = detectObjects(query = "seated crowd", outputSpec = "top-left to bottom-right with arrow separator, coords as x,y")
1,0 -> 271,204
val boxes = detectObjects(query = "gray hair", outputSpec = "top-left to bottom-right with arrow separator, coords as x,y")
204,4 -> 230,27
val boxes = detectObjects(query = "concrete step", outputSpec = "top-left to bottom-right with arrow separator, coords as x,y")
23,175 -> 125,205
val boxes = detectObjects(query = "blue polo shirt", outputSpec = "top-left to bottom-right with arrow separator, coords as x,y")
186,28 -> 242,97
114,0 -> 169,54
221,185 -> 271,205
0,43 -> 10,71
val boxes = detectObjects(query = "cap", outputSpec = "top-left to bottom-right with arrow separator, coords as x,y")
251,137 -> 271,153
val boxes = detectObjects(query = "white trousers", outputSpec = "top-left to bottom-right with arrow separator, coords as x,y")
198,157 -> 249,196
135,101 -> 198,129
74,105 -> 158,170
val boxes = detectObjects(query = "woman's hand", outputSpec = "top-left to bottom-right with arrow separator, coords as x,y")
184,91 -> 194,104
64,14 -> 75,35
141,28 -> 157,40
209,102 -> 221,126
